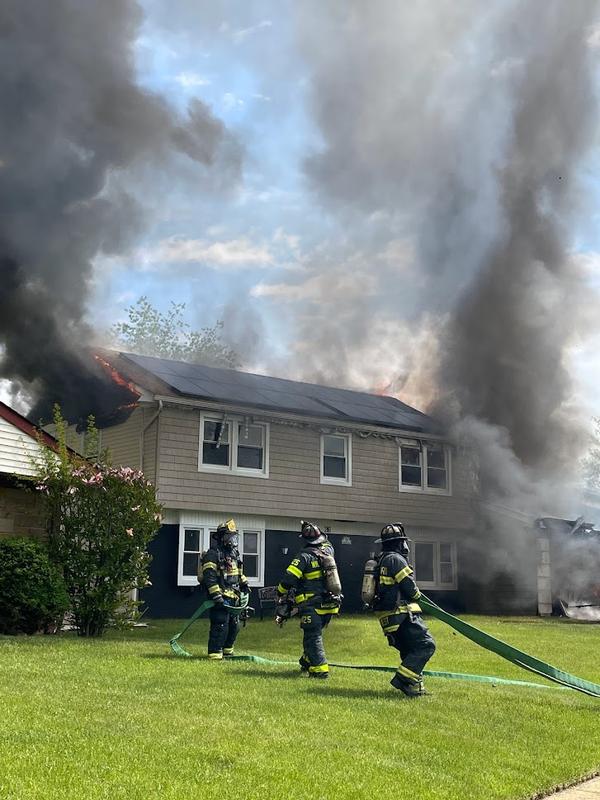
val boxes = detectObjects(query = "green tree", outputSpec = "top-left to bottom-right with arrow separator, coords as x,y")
35,408 -> 162,636
111,296 -> 240,368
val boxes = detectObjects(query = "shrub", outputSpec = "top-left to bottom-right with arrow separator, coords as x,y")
0,537 -> 69,635
35,408 -> 162,637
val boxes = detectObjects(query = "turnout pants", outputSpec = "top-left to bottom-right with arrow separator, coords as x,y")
208,605 -> 240,657
386,615 -> 436,683
300,611 -> 332,675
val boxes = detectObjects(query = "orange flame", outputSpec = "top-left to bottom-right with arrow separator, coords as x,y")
93,354 -> 140,404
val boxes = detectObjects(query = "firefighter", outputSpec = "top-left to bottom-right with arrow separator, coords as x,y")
275,521 -> 342,679
200,519 -> 249,660
373,522 -> 435,696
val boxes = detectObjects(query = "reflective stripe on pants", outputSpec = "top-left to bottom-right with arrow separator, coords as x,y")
386,615 -> 436,679
300,611 -> 331,671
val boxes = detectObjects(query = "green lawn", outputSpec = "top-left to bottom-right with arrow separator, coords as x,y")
1,614 -> 600,800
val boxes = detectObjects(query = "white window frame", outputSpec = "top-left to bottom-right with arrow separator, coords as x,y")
238,528 -> 265,588
398,440 -> 452,495
413,540 -> 458,590
177,525 -> 211,587
320,432 -> 352,487
177,517 -> 266,587
198,413 -> 270,479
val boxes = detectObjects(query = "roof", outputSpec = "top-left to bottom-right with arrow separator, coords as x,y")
0,401 -> 60,449
116,352 -> 439,434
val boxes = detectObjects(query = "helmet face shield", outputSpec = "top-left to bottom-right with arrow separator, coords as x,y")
221,532 -> 239,549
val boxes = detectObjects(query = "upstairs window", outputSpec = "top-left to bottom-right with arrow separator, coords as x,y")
320,433 -> 352,486
399,441 -> 451,494
199,415 -> 269,477
202,420 -> 230,467
237,423 -> 265,471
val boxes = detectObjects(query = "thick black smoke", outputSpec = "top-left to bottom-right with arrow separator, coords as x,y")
296,0 -> 599,493
0,0 -> 241,422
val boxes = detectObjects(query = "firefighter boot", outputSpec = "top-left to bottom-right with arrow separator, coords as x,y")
223,647 -> 235,658
299,655 -> 310,674
390,672 -> 424,697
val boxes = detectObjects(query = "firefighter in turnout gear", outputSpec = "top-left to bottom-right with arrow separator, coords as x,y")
276,521 -> 342,678
200,519 -> 249,659
373,523 -> 435,696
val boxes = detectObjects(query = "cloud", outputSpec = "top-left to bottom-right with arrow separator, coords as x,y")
140,236 -> 274,270
174,71 -> 211,88
251,263 -> 378,303
222,92 -> 244,111
231,20 -> 272,44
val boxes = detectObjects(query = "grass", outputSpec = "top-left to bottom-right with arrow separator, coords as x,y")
1,614 -> 600,800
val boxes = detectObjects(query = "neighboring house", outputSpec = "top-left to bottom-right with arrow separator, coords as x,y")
80,351 -> 477,616
0,401 -> 54,540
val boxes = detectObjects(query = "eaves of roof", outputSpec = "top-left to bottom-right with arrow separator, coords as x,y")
0,401 -> 61,450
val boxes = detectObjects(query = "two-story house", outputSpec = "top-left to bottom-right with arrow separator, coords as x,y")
83,351 -> 476,616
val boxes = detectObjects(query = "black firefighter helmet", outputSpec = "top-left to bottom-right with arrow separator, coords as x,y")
215,518 -> 239,550
375,522 -> 410,557
299,520 -> 326,545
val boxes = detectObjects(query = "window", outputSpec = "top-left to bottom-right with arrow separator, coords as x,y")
177,522 -> 265,587
320,433 -> 352,486
240,529 -> 263,585
199,414 -> 269,477
202,420 -> 230,467
237,423 -> 265,471
399,441 -> 451,494
177,526 -> 210,586
414,541 -> 457,589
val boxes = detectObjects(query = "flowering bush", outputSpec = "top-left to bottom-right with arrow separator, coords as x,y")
36,408 -> 162,636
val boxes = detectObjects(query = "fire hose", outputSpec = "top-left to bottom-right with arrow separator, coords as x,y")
169,594 -> 251,658
168,594 -> 600,697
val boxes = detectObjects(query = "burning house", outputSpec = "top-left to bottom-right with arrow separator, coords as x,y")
55,349 -> 477,617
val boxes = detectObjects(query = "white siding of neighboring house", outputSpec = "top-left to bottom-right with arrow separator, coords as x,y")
0,416 -> 46,477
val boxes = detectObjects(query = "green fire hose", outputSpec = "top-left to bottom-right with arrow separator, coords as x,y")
168,594 -> 600,697
419,595 -> 600,697
169,594 -> 250,658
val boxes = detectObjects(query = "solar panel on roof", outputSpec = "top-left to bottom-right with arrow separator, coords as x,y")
122,352 -> 436,432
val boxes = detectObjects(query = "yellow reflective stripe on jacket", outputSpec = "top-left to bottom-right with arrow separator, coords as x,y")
304,569 -> 323,580
286,564 -> 303,579
413,589 -> 422,599
379,575 -> 395,586
202,561 -> 218,571
277,583 -> 288,595
208,585 -> 221,595
394,565 -> 413,583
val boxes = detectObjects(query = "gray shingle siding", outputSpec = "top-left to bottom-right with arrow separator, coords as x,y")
155,404 -> 474,528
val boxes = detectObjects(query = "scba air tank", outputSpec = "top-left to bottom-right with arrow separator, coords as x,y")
320,552 -> 342,596
361,557 -> 378,606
